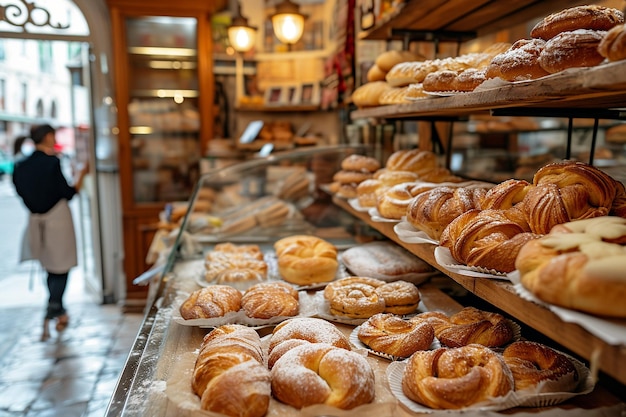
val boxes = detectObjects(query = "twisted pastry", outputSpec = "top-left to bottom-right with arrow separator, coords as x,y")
440,208 -> 539,273
328,282 -> 386,318
274,235 -> 338,285
402,344 -> 514,409
480,179 -> 532,210
406,186 -> 487,240
241,281 -> 299,319
179,285 -> 242,319
271,342 -> 375,409
268,317 -> 351,358
357,313 -> 434,357
502,341 -> 579,393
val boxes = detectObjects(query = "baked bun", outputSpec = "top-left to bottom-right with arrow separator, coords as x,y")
401,344 -> 514,409
516,216 -> 626,318
598,24 -> 626,61
422,69 -> 460,92
502,341 -> 579,393
379,86 -> 411,105
274,235 -> 338,285
241,281 -> 299,319
192,325 -> 270,417
538,29 -> 606,74
323,276 -> 385,300
375,280 -> 421,315
386,61 -> 439,87
351,81 -> 393,107
530,5 -> 624,41
376,49 -> 426,72
271,342 -> 375,409
356,179 -> 383,208
366,63 -> 387,82
179,285 -> 242,319
488,38 -> 550,81
385,149 -> 438,175
328,282 -> 386,319
358,313 -> 434,357
376,182 -> 434,220
341,154 -> 381,173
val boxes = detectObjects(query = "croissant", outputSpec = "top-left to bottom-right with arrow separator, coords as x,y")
440,208 -> 539,273
430,307 -> 515,348
179,285 -> 242,319
480,178 -> 532,210
406,186 -> 487,240
376,182 -> 436,220
357,313 -> 434,357
192,325 -> 270,417
401,344 -> 514,409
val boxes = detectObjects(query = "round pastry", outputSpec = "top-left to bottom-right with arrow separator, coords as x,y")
530,5 -> 624,41
375,280 -> 421,315
366,63 -> 387,82
323,276 -> 385,302
335,183 -> 358,199
454,68 -> 487,92
427,306 -> 516,348
351,81 -> 393,108
515,216 -> 626,318
488,38 -> 550,81
268,317 -> 351,358
333,169 -> 373,185
274,235 -> 338,286
502,341 -> 579,393
385,149 -> 438,175
422,70 -> 460,92
215,268 -> 264,291
241,281 -> 299,319
205,251 -> 268,283
357,313 -> 434,357
402,344 -> 514,409
376,169 -> 420,185
598,24 -> 626,61
341,154 -> 381,173
199,324 -> 264,361
212,242 -> 263,260
328,282 -> 386,319
179,285 -> 242,319
271,342 -> 375,409
356,179 -> 383,208
376,182 -> 435,220
538,29 -> 607,74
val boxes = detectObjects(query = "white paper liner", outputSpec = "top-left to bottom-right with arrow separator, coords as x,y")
508,271 -> 626,346
349,326 -> 441,361
368,207 -> 401,223
386,360 -> 521,413
172,290 -> 318,329
423,90 -> 467,96
393,221 -> 439,245
348,198 -> 372,212
434,246 -> 509,279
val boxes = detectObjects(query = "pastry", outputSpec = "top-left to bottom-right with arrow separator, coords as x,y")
205,251 -> 268,283
357,313 -> 434,357
341,154 -> 381,173
274,235 -> 338,285
241,281 -> 299,319
179,285 -> 242,319
351,81 -> 393,107
538,29 -> 606,74
376,49 -> 426,72
598,24 -> 626,61
356,179 -> 383,208
376,182 -> 435,220
530,5 -> 624,40
386,61 -> 439,87
385,149 -> 438,175
422,69 -> 460,92
323,276 -> 385,300
487,38 -> 550,81
401,344 -> 514,409
366,63 -> 387,82
375,280 -> 421,315
379,86 -> 411,104
328,282 -> 386,319
516,216 -> 626,318
502,341 -> 579,393
192,325 -> 270,417
271,342 -> 375,409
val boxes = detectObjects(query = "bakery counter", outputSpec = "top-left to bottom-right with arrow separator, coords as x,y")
332,196 -> 626,390
350,60 -> 626,121
106,255 -> 625,417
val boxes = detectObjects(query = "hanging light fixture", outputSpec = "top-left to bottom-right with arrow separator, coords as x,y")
227,2 -> 257,53
271,0 -> 306,46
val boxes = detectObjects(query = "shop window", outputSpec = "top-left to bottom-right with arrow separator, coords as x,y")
36,99 -> 44,117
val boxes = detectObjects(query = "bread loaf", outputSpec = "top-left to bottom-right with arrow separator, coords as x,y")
274,235 -> 338,285
530,5 -> 624,40
598,24 -> 626,61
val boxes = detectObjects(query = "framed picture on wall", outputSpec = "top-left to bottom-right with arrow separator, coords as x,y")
299,82 -> 320,106
284,83 -> 301,106
263,85 -> 285,105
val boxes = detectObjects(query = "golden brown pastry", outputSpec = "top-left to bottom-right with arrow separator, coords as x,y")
487,38 -> 550,81
386,61 -> 439,87
212,243 -> 264,259
453,68 -> 487,92
274,235 -> 338,285
376,182 -> 436,220
440,208 -> 539,273
480,178 -> 532,210
502,341 -> 579,393
323,276 -> 385,300
538,29 -> 607,74
427,307 -> 516,348
379,86 -> 411,105
375,280 -> 421,315
357,313 -> 434,357
385,149 -> 438,175
366,63 -> 387,82
376,49 -> 426,72
422,69 -> 460,92
328,282 -> 386,319
404,82 -> 428,100
271,342 -> 375,409
530,5 -> 624,41
241,281 -> 299,319
598,24 -> 626,61
356,179 -> 384,208
341,154 -> 381,173
179,285 -> 242,320
192,325 -> 270,417
351,81 -> 393,108
406,186 -> 487,240
516,216 -> 626,318
401,344 -> 514,409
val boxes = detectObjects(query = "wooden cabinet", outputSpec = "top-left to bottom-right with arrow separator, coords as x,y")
106,0 -> 226,306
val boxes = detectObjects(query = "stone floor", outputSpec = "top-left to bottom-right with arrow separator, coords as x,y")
0,266 -> 143,417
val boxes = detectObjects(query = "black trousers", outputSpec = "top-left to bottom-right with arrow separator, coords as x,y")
46,272 -> 68,319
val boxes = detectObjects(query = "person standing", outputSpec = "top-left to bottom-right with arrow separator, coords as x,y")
12,124 -> 89,340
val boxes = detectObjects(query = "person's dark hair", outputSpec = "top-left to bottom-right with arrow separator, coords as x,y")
30,124 -> 55,144
13,135 -> 28,156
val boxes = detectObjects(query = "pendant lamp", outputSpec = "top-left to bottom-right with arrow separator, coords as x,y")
228,2 -> 257,52
271,0 -> 306,46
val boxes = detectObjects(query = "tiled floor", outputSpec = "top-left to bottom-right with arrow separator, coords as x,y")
0,265 -> 143,417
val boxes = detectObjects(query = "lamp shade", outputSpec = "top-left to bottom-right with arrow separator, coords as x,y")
228,3 -> 257,52
271,0 -> 305,45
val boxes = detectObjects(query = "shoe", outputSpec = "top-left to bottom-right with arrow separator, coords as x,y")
41,318 -> 51,341
55,314 -> 69,332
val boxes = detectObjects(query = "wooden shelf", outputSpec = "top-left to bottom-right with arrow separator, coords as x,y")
351,61 -> 626,122
333,196 -> 626,388
236,104 -> 323,112
360,0 -> 590,41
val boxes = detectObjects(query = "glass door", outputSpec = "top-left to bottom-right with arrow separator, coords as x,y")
125,16 -> 201,203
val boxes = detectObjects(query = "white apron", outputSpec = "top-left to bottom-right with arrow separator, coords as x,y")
22,199 -> 78,274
